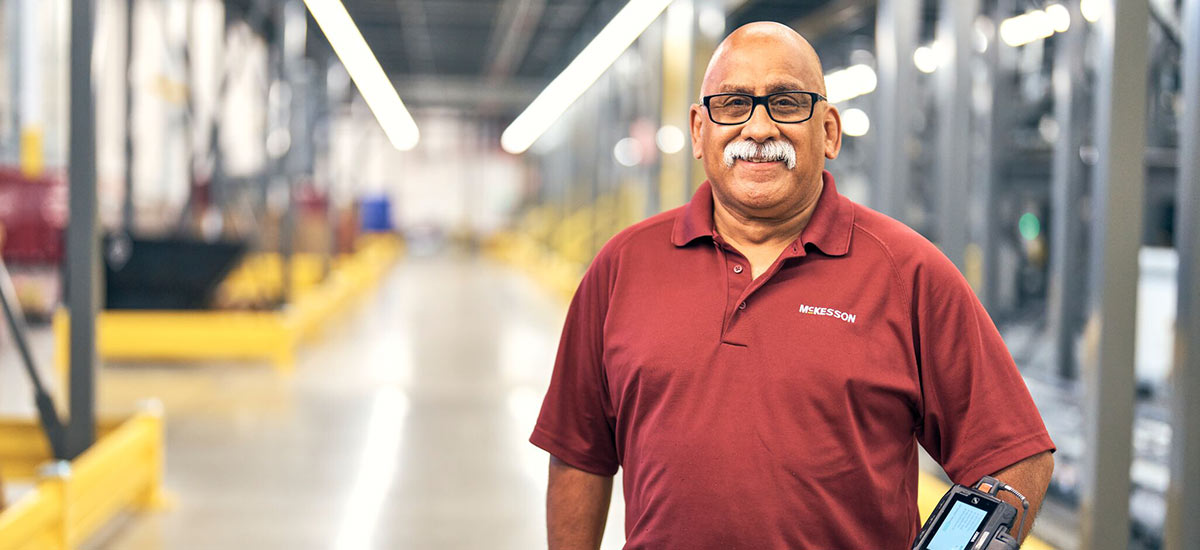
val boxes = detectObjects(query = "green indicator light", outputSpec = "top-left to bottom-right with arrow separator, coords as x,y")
1019,213 -> 1041,241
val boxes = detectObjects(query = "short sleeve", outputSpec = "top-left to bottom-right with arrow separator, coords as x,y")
529,256 -> 619,476
912,254 -> 1055,486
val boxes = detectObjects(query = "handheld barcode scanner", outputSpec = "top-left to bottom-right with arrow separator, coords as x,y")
911,476 -> 1030,550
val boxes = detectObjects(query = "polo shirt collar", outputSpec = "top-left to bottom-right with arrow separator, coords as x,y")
670,170 -> 854,257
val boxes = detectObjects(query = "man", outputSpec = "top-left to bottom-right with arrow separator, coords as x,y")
531,22 -> 1055,549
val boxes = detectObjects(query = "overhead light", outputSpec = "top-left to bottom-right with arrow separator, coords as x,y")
1080,0 -> 1104,23
613,137 -> 643,167
501,0 -> 673,154
999,9 -> 1056,47
841,108 -> 871,137
656,125 -> 686,154
824,64 -> 877,104
1045,4 -> 1071,33
913,45 -> 940,74
303,0 -> 419,151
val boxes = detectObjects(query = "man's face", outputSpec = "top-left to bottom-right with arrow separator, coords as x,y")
690,35 -> 841,217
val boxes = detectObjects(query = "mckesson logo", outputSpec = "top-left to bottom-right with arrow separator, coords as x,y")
798,304 -> 857,324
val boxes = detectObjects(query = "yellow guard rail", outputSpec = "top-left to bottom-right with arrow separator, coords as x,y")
0,406 -> 166,550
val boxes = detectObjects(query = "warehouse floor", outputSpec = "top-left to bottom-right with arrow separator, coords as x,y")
1,254 -> 626,550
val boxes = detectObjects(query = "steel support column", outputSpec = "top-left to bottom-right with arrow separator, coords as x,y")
122,0 -> 135,233
1079,0 -> 1147,547
65,0 -> 99,459
687,0 -> 723,198
16,0 -> 43,177
658,0 -> 693,213
934,0 -> 975,271
873,0 -> 919,221
974,0 -> 1016,312
1166,0 -> 1200,547
1047,2 -> 1089,379
4,0 -> 19,164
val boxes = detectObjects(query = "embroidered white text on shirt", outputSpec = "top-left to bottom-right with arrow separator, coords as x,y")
798,304 -> 857,324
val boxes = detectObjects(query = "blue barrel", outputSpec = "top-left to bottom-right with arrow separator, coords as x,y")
359,196 -> 393,232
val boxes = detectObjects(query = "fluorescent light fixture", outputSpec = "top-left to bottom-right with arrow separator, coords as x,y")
841,108 -> 870,137
303,0 -> 419,151
1045,4 -> 1071,33
656,125 -> 686,154
501,0 -> 673,154
1080,0 -> 1104,23
999,9 -> 1056,47
613,137 -> 643,167
824,64 -> 877,104
913,45 -> 940,74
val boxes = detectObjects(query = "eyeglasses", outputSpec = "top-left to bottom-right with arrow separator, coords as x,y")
701,91 -> 827,125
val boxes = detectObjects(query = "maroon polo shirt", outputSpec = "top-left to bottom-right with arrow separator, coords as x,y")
531,171 -> 1055,549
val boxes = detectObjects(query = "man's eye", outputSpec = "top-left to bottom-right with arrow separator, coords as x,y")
725,98 -> 750,106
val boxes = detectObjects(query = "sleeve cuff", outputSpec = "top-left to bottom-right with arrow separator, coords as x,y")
949,432 -> 1056,487
530,426 -> 619,477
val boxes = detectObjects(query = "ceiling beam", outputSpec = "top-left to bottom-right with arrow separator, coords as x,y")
395,0 -> 437,74
393,74 -> 543,112
485,0 -> 547,81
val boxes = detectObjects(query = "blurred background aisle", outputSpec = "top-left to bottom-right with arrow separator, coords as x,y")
5,253 -> 628,549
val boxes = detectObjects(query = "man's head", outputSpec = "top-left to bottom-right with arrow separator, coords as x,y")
689,22 -> 841,219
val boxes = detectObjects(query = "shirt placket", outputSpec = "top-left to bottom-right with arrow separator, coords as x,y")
720,240 -> 809,342
713,238 -> 753,341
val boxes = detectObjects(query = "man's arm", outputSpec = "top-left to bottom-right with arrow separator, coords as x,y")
548,455 -> 613,550
990,450 -> 1054,543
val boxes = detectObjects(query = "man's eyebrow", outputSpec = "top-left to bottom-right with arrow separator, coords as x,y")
766,82 -> 804,93
716,84 -> 754,93
714,81 -> 806,94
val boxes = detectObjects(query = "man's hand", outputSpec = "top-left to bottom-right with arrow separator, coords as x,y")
991,451 -> 1054,542
548,455 -> 613,550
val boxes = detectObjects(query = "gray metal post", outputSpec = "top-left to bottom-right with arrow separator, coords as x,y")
65,0 -> 99,459
1046,1 -> 1089,380
1079,0 -> 1148,547
973,0 -> 1015,312
122,0 -> 135,233
934,0 -> 974,271
1166,0 -> 1200,547
5,0 -> 19,164
873,0 -> 918,221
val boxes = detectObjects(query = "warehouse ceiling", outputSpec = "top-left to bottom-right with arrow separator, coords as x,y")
330,0 -> 630,117
231,0 -> 851,118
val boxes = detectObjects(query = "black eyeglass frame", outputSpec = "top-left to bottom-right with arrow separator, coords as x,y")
701,91 -> 828,125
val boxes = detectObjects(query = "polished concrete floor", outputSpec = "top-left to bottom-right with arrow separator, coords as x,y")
1,253 -> 626,549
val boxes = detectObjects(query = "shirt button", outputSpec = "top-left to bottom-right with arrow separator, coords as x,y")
733,265 -> 743,274
738,301 -> 747,310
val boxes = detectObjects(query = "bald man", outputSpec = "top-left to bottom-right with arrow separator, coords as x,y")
531,22 -> 1054,549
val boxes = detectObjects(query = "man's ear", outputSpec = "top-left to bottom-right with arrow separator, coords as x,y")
823,104 -> 842,160
689,104 -> 704,159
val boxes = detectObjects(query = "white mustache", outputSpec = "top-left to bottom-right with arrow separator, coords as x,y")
723,140 -> 797,170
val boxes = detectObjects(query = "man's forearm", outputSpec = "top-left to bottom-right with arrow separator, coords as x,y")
548,455 -> 613,550
991,450 -> 1055,543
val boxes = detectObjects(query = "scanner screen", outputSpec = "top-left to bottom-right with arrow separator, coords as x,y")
926,500 -> 988,550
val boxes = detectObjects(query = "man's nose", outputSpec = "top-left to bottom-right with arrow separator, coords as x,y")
741,103 -> 780,141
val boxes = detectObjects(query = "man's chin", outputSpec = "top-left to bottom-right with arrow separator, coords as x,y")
720,179 -> 795,210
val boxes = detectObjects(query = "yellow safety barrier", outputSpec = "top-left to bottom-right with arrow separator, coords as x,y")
53,235 -> 401,373
216,252 -> 329,308
0,407 -> 166,550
